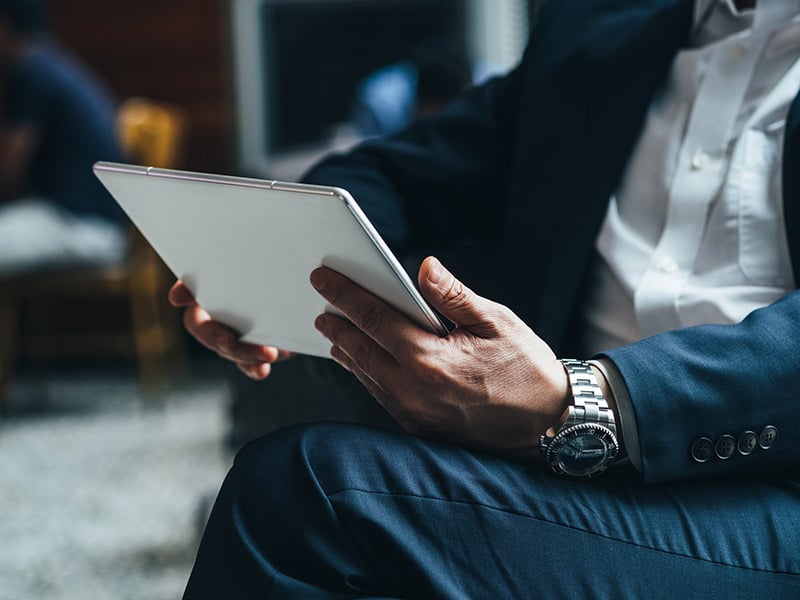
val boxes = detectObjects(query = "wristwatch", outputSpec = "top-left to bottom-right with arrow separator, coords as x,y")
539,359 -> 619,478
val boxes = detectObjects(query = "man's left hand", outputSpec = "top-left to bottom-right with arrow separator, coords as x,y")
311,256 -> 570,458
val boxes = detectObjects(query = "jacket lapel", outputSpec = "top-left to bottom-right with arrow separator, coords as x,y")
501,0 -> 694,351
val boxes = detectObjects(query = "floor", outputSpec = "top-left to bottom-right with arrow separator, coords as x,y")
0,362 -> 232,600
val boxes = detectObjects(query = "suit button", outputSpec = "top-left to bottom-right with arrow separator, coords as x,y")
715,435 -> 736,459
758,426 -> 778,449
737,431 -> 758,455
691,437 -> 714,463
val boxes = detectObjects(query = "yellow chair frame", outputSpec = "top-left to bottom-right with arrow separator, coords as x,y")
0,97 -> 188,410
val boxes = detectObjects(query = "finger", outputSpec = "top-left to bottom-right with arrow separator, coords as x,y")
168,280 -> 195,307
315,312 -> 400,382
236,361 -> 273,380
417,256 -> 505,337
329,344 -> 353,372
310,267 -> 427,358
183,303 -> 280,364
273,349 -> 296,362
332,345 -> 394,411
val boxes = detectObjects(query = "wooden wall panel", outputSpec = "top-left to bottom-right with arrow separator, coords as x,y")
51,0 -> 235,173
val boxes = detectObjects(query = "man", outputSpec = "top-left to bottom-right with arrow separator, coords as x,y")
174,0 -> 800,597
0,0 -> 125,279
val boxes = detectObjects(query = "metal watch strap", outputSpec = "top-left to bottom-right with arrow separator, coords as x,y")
559,359 -> 616,435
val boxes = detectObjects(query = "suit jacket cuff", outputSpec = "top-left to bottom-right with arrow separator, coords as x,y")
588,358 -> 642,471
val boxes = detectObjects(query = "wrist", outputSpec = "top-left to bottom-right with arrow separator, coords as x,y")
589,363 -> 626,459
545,359 -> 572,438
539,359 -> 621,478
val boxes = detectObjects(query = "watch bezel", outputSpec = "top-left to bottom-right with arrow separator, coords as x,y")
545,422 -> 619,478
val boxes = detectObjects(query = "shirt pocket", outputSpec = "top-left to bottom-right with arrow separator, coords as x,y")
726,128 -> 793,287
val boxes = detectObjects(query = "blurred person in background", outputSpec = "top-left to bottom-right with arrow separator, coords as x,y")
350,38 -> 474,139
0,0 -> 125,280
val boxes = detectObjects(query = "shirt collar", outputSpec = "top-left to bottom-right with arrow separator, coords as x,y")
691,0 -> 755,46
694,0 -> 754,23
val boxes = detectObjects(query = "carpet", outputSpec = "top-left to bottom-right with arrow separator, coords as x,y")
0,366 -> 231,600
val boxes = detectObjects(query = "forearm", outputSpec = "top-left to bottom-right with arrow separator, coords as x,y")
601,290 -> 800,483
302,60 -> 525,251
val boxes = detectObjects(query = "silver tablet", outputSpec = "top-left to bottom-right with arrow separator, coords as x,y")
94,161 -> 448,359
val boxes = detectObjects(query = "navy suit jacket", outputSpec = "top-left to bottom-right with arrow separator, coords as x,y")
305,0 -> 800,483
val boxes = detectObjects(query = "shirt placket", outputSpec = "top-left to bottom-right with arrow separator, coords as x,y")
633,31 -> 768,337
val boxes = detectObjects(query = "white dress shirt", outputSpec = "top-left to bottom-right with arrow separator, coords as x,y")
583,0 -> 800,469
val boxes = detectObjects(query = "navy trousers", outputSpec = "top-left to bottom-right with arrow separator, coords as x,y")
183,423 -> 800,599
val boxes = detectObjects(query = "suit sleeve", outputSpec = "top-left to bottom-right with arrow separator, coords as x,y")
601,290 -> 800,484
302,54 -> 526,255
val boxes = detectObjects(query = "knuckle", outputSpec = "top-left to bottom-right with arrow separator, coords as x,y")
406,354 -> 438,384
214,329 -> 233,354
182,308 -> 198,335
392,407 -> 424,435
403,415 -> 436,438
357,373 -> 381,400
439,277 -> 466,307
475,303 -> 513,337
353,344 -> 372,371
400,419 -> 422,436
356,302 -> 386,334
322,322 -> 342,348
494,303 -> 517,325
325,285 -> 343,308
409,346 -> 449,381
186,315 -> 221,350
400,399 -> 442,434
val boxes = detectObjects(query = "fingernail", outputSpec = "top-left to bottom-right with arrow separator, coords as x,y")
310,268 -> 327,290
428,258 -> 445,284
314,314 -> 326,333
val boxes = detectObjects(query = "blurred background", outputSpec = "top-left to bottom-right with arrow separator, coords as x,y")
0,0 -> 532,598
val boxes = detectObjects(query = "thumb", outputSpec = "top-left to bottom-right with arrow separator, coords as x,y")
418,256 -> 501,337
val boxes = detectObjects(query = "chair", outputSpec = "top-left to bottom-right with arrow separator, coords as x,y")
0,97 -> 189,410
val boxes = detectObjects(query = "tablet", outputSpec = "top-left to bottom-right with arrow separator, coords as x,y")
93,161 -> 448,359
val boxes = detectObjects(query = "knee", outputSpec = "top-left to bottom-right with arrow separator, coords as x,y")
228,422 -> 407,503
228,423 -> 325,494
209,422 -> 393,545
229,422 -> 375,495
234,421 -> 357,469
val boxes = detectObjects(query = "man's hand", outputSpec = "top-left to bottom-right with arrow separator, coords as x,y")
311,256 -> 570,457
168,281 -> 294,379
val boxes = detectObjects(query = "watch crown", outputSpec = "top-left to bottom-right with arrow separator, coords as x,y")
539,435 -> 550,454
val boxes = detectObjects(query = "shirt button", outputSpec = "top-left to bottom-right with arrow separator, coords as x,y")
737,431 -> 758,455
758,425 -> 778,449
656,256 -> 679,273
691,437 -> 714,463
715,434 -> 736,460
691,151 -> 710,170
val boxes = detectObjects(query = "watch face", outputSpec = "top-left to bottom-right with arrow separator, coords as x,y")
548,423 -> 618,478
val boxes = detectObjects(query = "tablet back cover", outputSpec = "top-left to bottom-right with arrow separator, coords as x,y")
94,162 -> 445,359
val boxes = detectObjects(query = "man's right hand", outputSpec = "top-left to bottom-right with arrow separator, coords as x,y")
168,280 -> 293,379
